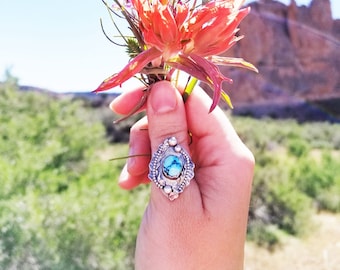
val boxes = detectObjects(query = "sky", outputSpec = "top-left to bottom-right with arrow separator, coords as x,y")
1,0 -> 339,92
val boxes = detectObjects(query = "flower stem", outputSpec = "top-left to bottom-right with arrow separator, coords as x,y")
109,153 -> 150,161
182,77 -> 198,103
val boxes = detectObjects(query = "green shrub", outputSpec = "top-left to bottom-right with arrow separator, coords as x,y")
233,116 -> 340,248
266,181 -> 313,236
247,221 -> 281,251
287,138 -> 310,157
0,80 -> 105,199
2,73 -> 340,264
289,152 -> 340,212
249,160 -> 313,238
0,168 -> 149,269
0,78 -> 149,269
301,122 -> 337,149
293,158 -> 333,198
316,186 -> 340,212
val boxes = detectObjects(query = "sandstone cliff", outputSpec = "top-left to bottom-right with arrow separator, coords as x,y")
219,0 -> 340,121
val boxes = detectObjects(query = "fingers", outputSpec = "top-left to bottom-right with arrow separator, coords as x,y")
146,81 -> 201,205
117,116 -> 151,189
146,81 -> 189,152
111,81 -> 200,206
126,116 -> 150,176
110,86 -> 147,115
110,81 -> 253,212
186,87 -> 247,166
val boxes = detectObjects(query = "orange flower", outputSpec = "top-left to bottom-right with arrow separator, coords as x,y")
95,0 -> 257,112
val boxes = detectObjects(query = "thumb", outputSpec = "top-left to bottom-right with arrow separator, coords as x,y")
146,81 -> 197,203
147,81 -> 188,150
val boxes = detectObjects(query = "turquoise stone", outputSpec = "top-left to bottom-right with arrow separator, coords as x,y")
163,155 -> 183,179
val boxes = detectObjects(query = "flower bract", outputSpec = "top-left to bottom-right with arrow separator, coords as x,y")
95,0 -> 258,112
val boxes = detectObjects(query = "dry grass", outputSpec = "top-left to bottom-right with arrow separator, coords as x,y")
244,213 -> 340,270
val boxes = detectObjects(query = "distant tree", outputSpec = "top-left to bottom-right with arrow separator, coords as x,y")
2,67 -> 19,86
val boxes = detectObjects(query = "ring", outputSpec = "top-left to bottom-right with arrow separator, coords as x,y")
148,137 -> 195,201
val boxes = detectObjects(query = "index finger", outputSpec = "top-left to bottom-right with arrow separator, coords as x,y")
110,86 -> 147,115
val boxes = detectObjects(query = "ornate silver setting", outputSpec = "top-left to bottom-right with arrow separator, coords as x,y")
148,137 -> 195,201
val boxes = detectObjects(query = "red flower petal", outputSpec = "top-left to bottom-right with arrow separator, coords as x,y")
167,54 -> 232,112
188,7 -> 250,57
94,47 -> 162,92
209,55 -> 259,73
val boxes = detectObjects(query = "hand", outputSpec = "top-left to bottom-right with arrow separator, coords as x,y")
110,81 -> 254,270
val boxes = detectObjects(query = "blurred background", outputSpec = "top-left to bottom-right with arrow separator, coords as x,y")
1,0 -> 340,269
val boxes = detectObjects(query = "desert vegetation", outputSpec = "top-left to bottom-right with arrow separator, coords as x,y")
1,76 -> 340,269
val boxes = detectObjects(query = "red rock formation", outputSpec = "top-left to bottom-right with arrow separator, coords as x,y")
217,0 -> 340,110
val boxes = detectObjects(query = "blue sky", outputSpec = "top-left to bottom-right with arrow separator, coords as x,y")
1,0 -> 339,92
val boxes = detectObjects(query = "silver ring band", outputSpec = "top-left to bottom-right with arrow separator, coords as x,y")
148,137 -> 195,201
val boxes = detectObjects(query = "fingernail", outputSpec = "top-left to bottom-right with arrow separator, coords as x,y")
150,82 -> 177,113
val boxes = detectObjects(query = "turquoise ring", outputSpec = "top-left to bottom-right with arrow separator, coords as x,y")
148,137 -> 195,201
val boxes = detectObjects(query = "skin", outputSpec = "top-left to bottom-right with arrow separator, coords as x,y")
110,81 -> 254,270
